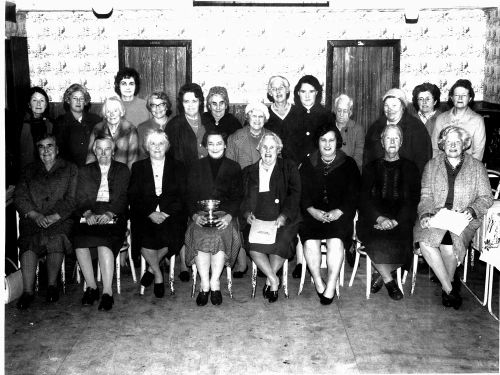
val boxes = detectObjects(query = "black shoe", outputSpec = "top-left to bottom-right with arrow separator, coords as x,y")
140,270 -> 155,287
346,246 -> 356,268
267,290 -> 279,303
370,273 -> 384,294
233,266 -> 248,279
385,280 -> 403,300
292,264 -> 302,279
154,283 -> 165,298
46,285 -> 59,303
210,290 -> 223,305
196,291 -> 210,306
179,270 -> 190,282
263,284 -> 270,298
82,287 -> 100,306
16,292 -> 34,310
98,293 -> 114,311
442,286 -> 462,310
320,292 -> 334,305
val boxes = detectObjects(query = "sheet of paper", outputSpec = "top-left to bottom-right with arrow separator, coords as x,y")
249,219 -> 277,244
428,208 -> 470,236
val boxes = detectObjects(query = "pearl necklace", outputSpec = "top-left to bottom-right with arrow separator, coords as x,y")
321,156 -> 335,165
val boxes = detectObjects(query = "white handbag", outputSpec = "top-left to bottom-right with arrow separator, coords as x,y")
5,258 -> 23,304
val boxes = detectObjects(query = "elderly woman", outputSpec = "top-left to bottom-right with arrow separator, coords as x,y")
411,82 -> 442,137
114,67 -> 150,127
226,102 -> 272,277
299,123 -> 360,304
74,135 -> 130,311
242,132 -> 301,303
14,133 -> 78,309
432,79 -> 486,161
201,86 -> 242,137
358,125 -> 421,300
56,83 -> 102,167
415,126 -> 493,309
363,88 -> 432,175
128,129 -> 187,298
334,94 -> 365,171
137,91 -> 173,161
19,87 -> 55,167
185,129 -> 243,306
86,96 -> 138,170
264,75 -> 296,139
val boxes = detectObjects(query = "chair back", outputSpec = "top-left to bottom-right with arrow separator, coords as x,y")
487,169 -> 500,199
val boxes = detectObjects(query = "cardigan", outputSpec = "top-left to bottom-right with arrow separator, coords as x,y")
264,104 -> 297,139
122,96 -> 150,128
337,119 -> 365,171
363,111 -> 432,175
226,126 -> 271,169
432,107 -> 486,161
75,161 -> 130,218
136,118 -> 168,161
413,153 -> 493,263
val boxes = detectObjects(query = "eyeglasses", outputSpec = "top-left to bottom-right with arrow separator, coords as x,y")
37,143 -> 55,151
71,97 -> 86,102
445,140 -> 463,146
453,94 -> 469,99
417,97 -> 433,103
150,103 -> 167,110
336,109 -> 350,115
270,86 -> 286,93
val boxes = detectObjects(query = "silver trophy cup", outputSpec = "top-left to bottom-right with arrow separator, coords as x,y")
198,199 -> 221,227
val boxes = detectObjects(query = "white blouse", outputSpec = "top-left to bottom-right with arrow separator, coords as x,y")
96,164 -> 111,202
259,160 -> 275,192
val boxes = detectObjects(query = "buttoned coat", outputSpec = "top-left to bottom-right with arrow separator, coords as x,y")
413,153 -> 493,263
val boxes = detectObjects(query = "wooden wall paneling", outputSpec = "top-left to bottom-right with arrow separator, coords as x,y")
151,47 -> 164,94
138,46 -> 152,99
164,48 -> 179,115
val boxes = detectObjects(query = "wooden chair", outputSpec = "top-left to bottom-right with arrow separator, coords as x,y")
191,265 -> 233,299
251,260 -> 289,298
140,254 -> 176,295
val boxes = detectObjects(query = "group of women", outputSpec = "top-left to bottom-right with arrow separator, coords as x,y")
14,70 -> 493,311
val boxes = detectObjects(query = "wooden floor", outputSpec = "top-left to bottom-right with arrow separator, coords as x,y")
5,258 -> 499,375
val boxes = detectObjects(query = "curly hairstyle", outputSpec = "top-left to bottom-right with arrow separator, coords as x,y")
411,82 -> 441,112
114,67 -> 141,96
176,83 -> 205,115
448,79 -> 475,108
63,83 -> 92,112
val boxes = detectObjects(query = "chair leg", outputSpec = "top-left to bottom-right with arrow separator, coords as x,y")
61,256 -> 66,294
191,264 -> 197,298
35,262 -> 40,292
366,255 -> 371,299
411,254 -> 418,295
348,246 -> 361,287
75,262 -> 81,284
140,256 -> 146,295
169,255 -> 175,295
116,252 -> 121,295
396,267 -> 404,295
487,265 -> 498,321
298,257 -> 307,295
97,262 -> 101,282
339,253 -> 345,287
226,267 -> 233,298
462,248 -> 469,283
283,259 -> 289,298
251,261 -> 257,298
128,245 -> 137,283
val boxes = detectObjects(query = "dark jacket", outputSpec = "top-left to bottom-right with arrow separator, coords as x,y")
363,111 -> 432,175
128,156 -> 187,222
186,156 -> 243,217
55,111 -> 101,167
241,158 -> 301,225
201,112 -> 242,138
75,161 -> 130,218
19,113 -> 54,168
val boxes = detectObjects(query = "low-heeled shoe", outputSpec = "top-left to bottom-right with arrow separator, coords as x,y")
179,270 -> 190,282
196,291 -> 210,306
46,285 -> 59,303
16,292 -> 35,310
233,266 -> 248,279
291,263 -> 302,279
370,273 -> 384,294
82,287 -> 100,306
140,270 -> 155,287
385,280 -> 403,300
210,290 -> 223,305
154,282 -> 165,298
98,293 -> 114,311
267,290 -> 279,303
320,292 -> 335,305
442,288 -> 462,310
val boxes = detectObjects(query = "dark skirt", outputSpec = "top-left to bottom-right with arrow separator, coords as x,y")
140,216 -> 186,258
73,218 -> 127,257
299,213 -> 353,246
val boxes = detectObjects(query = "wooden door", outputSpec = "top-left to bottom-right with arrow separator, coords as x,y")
118,40 -> 192,115
325,40 -> 400,133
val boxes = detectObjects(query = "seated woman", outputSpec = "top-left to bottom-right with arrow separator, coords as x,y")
242,133 -> 301,303
357,125 -> 421,300
74,135 -> 130,311
14,133 -> 77,309
128,129 -> 187,298
299,123 -> 360,305
415,126 -> 493,309
185,129 -> 243,306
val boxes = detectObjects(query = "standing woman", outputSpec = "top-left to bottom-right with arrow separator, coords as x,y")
137,91 -> 173,161
242,133 -> 301,303
185,129 -> 243,306
411,82 -> 442,138
264,75 -> 296,139
299,123 -> 360,304
201,86 -> 242,137
129,129 -> 187,298
14,133 -> 78,309
86,96 -> 138,170
415,126 -> 492,309
114,67 -> 150,127
19,87 -> 55,167
432,79 -> 486,161
74,136 -> 130,311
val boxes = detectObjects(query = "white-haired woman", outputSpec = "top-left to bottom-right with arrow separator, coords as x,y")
334,94 -> 364,171
415,126 -> 493,309
241,132 -> 301,303
128,129 -> 187,298
265,75 -> 296,139
226,101 -> 272,278
86,96 -> 138,170
74,135 -> 130,311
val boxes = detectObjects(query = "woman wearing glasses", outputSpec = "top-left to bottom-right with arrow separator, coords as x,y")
431,79 -> 486,161
137,92 -> 173,160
